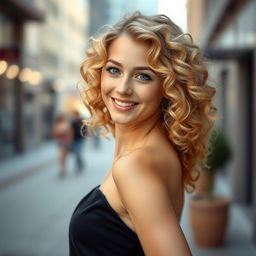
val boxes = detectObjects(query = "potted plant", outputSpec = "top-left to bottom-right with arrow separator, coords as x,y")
189,126 -> 232,248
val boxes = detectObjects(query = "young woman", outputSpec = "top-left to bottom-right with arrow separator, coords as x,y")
69,12 -> 216,256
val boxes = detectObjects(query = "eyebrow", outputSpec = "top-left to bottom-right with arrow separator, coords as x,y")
107,59 -> 154,72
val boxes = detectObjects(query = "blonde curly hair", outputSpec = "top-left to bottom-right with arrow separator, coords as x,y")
80,11 -> 216,192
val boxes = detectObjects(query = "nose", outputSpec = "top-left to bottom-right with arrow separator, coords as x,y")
116,76 -> 133,96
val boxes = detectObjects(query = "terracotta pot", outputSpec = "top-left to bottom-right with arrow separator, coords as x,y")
189,196 -> 230,248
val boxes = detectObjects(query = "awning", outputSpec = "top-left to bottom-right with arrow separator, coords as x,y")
204,48 -> 253,60
0,0 -> 44,22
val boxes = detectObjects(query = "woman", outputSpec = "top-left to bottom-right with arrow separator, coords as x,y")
52,114 -> 73,177
69,12 -> 216,255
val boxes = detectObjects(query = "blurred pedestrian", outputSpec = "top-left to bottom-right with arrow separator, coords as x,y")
71,110 -> 86,173
69,11 -> 216,255
52,113 -> 73,177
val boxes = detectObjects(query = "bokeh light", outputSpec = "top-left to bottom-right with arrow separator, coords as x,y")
29,70 -> 42,85
53,78 -> 65,91
6,64 -> 19,79
0,60 -> 8,75
19,67 -> 32,82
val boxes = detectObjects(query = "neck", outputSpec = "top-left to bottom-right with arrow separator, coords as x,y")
113,112 -> 163,160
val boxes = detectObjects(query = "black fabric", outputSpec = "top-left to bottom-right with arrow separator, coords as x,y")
72,119 -> 86,140
69,185 -> 145,256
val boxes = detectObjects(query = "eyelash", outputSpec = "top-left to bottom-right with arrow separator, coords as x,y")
136,73 -> 152,81
106,67 -> 152,81
106,67 -> 120,75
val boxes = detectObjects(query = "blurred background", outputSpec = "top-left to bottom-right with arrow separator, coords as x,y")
0,0 -> 255,255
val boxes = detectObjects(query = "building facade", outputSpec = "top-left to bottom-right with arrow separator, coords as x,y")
0,0 -> 44,157
187,0 -> 256,244
88,0 -> 158,37
0,0 -> 88,158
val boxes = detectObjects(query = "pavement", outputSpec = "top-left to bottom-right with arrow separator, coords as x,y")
0,141 -> 57,189
0,137 -> 255,256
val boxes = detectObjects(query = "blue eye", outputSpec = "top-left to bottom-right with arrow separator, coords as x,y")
106,67 -> 120,75
137,73 -> 152,81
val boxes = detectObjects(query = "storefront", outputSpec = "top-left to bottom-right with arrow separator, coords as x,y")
0,0 -> 44,158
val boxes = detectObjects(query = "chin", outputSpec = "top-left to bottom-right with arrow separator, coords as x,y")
111,117 -> 134,125
109,113 -> 136,125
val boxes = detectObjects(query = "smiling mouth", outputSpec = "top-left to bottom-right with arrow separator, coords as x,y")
112,98 -> 139,108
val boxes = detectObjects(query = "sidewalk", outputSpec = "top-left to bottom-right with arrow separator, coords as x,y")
0,140 -> 57,189
0,137 -> 105,189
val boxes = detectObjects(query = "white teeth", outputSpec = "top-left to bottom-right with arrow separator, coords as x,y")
114,99 -> 136,107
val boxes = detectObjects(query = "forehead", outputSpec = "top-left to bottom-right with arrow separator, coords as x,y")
107,34 -> 150,64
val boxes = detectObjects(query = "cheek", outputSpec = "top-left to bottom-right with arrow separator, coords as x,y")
141,86 -> 163,105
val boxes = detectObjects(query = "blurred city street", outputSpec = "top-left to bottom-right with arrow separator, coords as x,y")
0,0 -> 256,255
0,136 -> 255,256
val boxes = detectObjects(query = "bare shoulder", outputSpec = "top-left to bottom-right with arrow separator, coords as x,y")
113,146 -> 164,184
112,147 -> 191,255
113,144 -> 182,191
112,147 -> 172,220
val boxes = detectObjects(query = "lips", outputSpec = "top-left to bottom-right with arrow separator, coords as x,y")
111,97 -> 139,110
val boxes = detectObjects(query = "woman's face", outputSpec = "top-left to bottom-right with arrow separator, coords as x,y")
101,34 -> 163,126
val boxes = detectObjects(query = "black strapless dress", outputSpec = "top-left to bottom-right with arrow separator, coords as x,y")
69,185 -> 145,255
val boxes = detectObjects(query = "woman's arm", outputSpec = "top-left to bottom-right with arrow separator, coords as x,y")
112,150 -> 192,256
